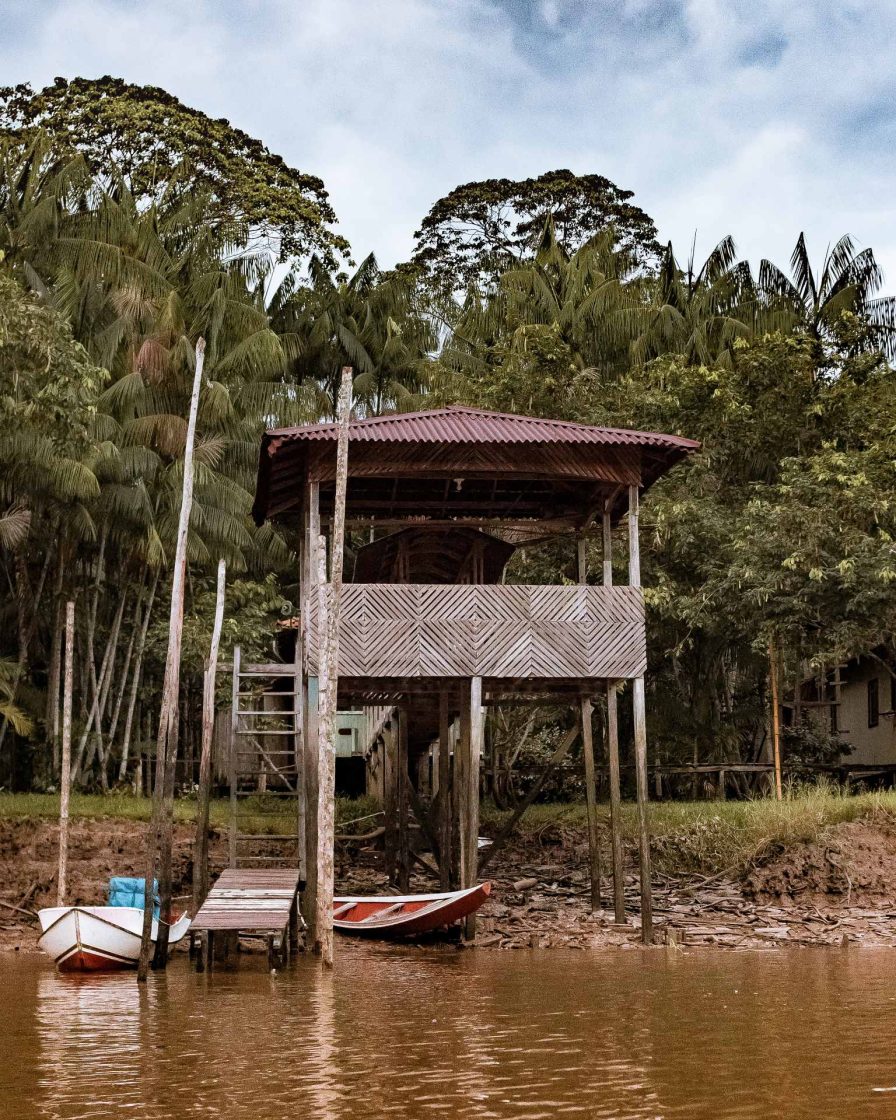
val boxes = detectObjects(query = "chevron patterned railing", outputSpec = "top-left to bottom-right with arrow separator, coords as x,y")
307,584 -> 646,680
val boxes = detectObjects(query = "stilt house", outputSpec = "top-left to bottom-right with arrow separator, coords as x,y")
252,405 -> 698,940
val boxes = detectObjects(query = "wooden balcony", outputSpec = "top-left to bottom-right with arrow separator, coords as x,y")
307,583 -> 646,680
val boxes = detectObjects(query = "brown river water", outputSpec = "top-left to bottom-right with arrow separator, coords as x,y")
3,946 -> 896,1119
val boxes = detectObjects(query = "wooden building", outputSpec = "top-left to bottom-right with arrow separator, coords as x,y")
251,405 -> 698,944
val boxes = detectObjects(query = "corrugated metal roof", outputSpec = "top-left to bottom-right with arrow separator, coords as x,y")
265,405 -> 700,452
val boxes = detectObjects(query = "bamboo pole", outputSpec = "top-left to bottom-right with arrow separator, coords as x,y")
138,337 -> 206,981
315,365 -> 352,967
603,507 -> 626,924
193,558 -> 226,915
57,601 -> 75,907
769,638 -> 783,801
118,570 -> 159,784
628,485 -> 653,944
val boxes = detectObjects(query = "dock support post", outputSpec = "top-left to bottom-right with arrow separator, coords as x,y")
629,485 -> 653,944
438,691 -> 452,890
301,481 -> 320,939
383,717 -> 398,883
603,507 -> 626,924
459,676 -> 483,939
397,706 -> 410,892
577,536 -> 602,913
229,645 -> 240,869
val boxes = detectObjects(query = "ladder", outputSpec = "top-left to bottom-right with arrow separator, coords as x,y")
228,646 -> 303,870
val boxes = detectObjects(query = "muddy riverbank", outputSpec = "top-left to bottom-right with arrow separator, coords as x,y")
4,810 -> 896,953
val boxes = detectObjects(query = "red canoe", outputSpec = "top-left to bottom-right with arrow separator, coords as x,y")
332,882 -> 491,936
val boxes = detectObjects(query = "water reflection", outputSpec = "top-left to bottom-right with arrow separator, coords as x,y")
3,947 -> 896,1119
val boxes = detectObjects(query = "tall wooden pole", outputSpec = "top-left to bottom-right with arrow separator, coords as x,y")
302,483 -> 321,936
315,366 -> 353,967
438,691 -> 452,890
57,600 -> 75,907
193,558 -> 226,915
628,485 -> 653,943
396,706 -> 410,892
138,337 -> 206,981
578,536 -> 602,912
464,676 -> 483,939
603,508 -> 626,924
769,639 -> 783,801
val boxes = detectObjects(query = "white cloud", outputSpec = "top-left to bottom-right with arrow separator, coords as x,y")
1,0 -> 894,287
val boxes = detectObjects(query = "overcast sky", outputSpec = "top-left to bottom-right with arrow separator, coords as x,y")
3,0 -> 895,288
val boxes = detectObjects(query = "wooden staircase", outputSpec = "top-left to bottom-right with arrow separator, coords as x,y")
228,646 -> 303,869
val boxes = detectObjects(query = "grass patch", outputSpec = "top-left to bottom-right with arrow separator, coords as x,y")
481,783 -> 896,876
3,785 -> 895,877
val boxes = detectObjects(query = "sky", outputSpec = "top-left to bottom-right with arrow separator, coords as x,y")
2,0 -> 895,287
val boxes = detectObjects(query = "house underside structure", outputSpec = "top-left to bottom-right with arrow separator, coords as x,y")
251,405 -> 698,945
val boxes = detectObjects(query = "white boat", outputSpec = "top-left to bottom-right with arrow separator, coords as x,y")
37,906 -> 191,972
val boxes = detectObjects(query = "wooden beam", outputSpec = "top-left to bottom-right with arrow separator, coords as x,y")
603,505 -> 626,925
577,534 -> 602,913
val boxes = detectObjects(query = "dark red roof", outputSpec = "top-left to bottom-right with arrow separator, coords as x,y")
253,405 -> 699,526
264,405 -> 699,453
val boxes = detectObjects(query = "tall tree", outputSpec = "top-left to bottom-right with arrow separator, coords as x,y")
413,169 -> 659,290
0,78 -> 348,264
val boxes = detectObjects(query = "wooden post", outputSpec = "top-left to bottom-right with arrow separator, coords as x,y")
629,485 -> 652,944
294,580 -> 306,888
438,691 -> 451,890
139,337 -> 206,980
464,676 -> 483,938
769,639 -> 783,801
302,483 -> 321,936
315,366 -> 352,967
396,706 -> 410,892
229,645 -> 240,868
577,536 -> 602,913
193,558 -> 226,916
57,601 -> 75,907
457,680 -> 472,891
383,718 -> 398,882
603,507 -> 626,924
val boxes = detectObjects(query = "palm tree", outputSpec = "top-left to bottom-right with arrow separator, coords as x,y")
759,233 -> 896,363
271,253 -> 435,416
631,236 -> 755,368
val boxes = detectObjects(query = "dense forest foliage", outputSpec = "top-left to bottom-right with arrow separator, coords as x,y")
2,77 -> 895,792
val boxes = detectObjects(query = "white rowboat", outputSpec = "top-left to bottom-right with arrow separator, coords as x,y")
37,906 -> 191,972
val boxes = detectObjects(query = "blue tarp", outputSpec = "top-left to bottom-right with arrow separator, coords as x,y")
107,877 -> 160,918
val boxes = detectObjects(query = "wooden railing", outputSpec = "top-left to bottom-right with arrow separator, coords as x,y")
307,583 -> 646,680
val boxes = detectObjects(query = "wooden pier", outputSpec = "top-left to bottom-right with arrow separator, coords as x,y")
190,868 -> 301,970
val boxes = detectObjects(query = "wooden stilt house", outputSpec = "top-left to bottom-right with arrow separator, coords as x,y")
252,405 -> 698,944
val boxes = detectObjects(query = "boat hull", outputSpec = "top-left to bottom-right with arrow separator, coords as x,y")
333,882 -> 491,937
38,907 -> 191,972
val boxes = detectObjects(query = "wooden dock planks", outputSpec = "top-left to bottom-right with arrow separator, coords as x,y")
190,869 -> 301,970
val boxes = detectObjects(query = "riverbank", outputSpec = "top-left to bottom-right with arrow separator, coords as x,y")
3,789 -> 896,952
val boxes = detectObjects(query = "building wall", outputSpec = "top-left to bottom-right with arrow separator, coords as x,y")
837,660 -> 896,765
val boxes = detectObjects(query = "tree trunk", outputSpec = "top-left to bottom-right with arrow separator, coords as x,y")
57,602 -> 75,906
138,338 -> 206,981
119,570 -> 159,783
